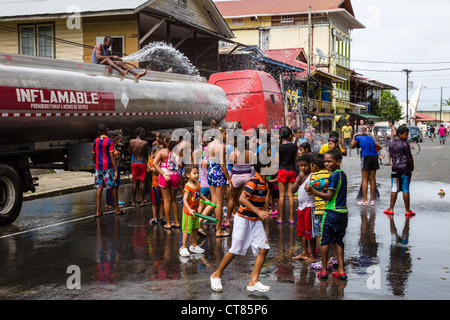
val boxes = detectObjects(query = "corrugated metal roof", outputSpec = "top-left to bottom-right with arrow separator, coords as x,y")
264,48 -> 309,70
0,0 -> 154,19
417,105 -> 450,112
215,0 -> 343,17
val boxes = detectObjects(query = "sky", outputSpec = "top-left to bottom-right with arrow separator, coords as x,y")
350,0 -> 450,109
214,0 -> 450,110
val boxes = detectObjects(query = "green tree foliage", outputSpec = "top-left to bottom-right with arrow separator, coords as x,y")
379,90 -> 402,121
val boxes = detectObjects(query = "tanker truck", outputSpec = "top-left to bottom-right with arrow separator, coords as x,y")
0,52 -> 228,226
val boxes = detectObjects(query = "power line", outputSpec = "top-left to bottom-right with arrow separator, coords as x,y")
352,58 -> 450,65
354,67 -> 450,73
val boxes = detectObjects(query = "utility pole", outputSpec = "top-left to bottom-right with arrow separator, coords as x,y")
307,6 -> 311,120
403,69 -> 412,125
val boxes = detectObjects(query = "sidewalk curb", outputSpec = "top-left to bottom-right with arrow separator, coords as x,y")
23,177 -> 133,201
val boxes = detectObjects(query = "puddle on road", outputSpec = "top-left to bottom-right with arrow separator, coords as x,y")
2,167 -> 450,300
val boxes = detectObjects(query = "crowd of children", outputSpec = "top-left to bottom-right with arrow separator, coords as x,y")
91,121 -> 416,292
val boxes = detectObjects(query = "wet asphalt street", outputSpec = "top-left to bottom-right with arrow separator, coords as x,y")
0,139 -> 449,303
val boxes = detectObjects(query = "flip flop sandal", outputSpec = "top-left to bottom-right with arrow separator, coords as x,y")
114,210 -> 126,216
383,209 -> 394,215
405,211 -> 416,216
332,272 -> 348,280
216,232 -> 230,238
197,229 -> 207,237
329,257 -> 339,265
317,271 -> 328,279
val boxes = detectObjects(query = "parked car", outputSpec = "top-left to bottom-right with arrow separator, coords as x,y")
409,126 -> 423,142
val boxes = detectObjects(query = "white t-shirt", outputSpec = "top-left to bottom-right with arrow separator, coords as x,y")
298,173 -> 315,210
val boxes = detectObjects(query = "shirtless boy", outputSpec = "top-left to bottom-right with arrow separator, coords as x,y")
129,127 -> 149,206
92,36 -> 147,80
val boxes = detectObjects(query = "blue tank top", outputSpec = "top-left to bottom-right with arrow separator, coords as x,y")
91,44 -> 111,64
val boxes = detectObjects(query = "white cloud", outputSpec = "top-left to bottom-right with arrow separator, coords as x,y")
351,0 -> 450,107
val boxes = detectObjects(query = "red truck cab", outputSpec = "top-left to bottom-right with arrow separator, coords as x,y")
208,70 -> 284,131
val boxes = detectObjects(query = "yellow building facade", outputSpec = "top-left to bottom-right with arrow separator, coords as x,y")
0,0 -> 233,75
0,18 -> 84,62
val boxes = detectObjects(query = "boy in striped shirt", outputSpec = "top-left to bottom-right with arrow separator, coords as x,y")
211,159 -> 271,293
92,123 -> 124,217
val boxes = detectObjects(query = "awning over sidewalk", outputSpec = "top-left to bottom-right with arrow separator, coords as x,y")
414,113 -> 440,122
350,112 -> 381,120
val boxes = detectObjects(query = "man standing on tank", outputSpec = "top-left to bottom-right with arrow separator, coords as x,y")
129,127 -> 149,206
92,36 -> 147,80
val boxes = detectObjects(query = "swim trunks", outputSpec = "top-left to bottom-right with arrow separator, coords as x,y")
94,168 -> 117,189
229,214 -> 270,256
151,186 -> 163,205
158,151 -> 181,189
132,163 -> 147,181
231,172 -> 252,188
277,168 -> 296,183
391,172 -> 411,193
297,207 -> 313,239
182,183 -> 201,234
182,211 -> 200,234
320,210 -> 348,248
207,163 -> 227,187
158,170 -> 181,189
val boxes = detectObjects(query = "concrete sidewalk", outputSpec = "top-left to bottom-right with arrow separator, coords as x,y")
23,170 -> 132,201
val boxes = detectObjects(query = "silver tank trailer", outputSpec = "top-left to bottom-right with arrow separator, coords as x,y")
0,53 -> 228,146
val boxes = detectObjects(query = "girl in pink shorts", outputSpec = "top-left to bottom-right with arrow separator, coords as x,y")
153,132 -> 182,230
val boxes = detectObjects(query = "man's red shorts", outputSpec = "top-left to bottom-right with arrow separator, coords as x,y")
132,163 -> 147,181
297,207 -> 313,239
277,168 -> 296,183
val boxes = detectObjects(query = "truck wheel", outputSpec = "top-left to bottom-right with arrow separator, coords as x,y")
0,164 -> 23,226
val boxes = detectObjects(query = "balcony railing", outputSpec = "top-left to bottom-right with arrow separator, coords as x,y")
307,99 -> 332,113
335,53 -> 350,69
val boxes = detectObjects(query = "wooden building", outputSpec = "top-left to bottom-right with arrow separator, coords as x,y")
0,0 -> 234,77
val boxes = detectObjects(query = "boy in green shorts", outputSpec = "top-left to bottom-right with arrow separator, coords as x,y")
180,164 -> 209,257
305,149 -> 348,280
